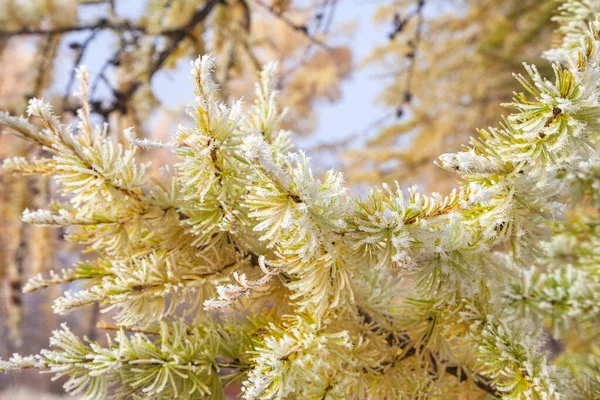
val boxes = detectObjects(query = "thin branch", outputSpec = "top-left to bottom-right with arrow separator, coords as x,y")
298,0 -> 336,64
357,307 -> 499,397
0,19 -> 145,38
307,110 -> 395,153
98,0 -> 223,116
322,0 -> 337,35
389,0 -> 426,117
402,0 -> 425,104
251,0 -> 331,51
32,33 -> 60,98
62,0 -> 223,119
62,28 -> 101,110
152,0 -> 223,75
0,10 -> 226,40
89,48 -> 122,101
241,39 -> 263,72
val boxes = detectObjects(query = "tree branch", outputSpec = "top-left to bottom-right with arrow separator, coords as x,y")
0,19 -> 145,38
97,0 -> 223,117
62,28 -> 102,110
60,0 -> 223,119
251,0 -> 331,51
357,306 -> 500,397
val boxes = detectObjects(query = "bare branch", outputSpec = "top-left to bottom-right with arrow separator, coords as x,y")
251,0 -> 331,51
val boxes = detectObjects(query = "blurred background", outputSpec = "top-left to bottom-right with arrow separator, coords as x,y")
0,0 -> 557,397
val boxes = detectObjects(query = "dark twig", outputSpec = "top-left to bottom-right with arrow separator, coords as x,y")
62,28 -> 101,110
390,0 -> 425,118
251,0 -> 331,51
89,48 -> 122,101
101,0 -> 223,115
357,306 -> 499,397
63,0 -> 223,119
308,110 -> 395,153
402,1 -> 425,101
296,0 -> 337,67
323,0 -> 338,34
0,19 -> 145,38
0,15 -> 225,39
152,0 -> 223,75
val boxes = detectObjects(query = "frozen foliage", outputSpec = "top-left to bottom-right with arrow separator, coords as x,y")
1,4 -> 600,398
